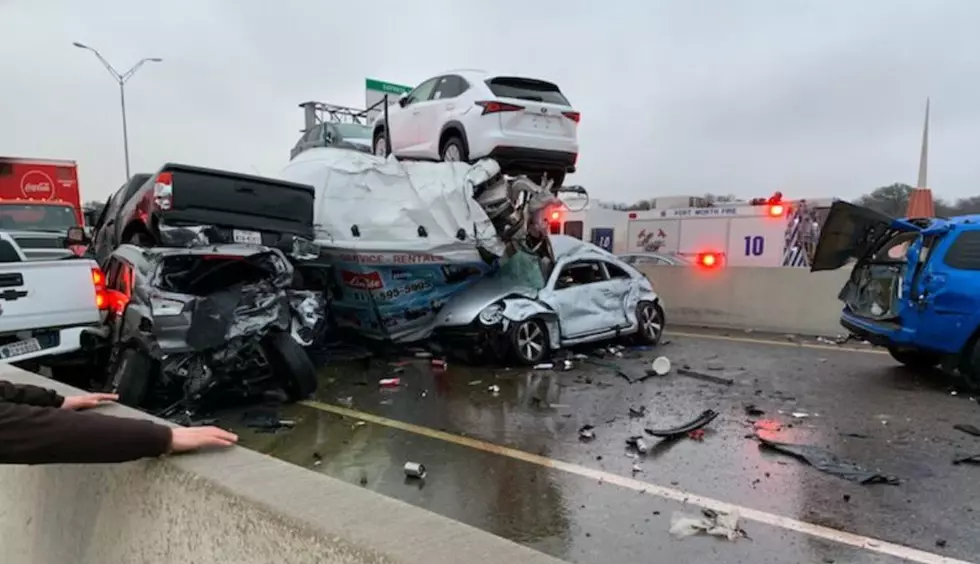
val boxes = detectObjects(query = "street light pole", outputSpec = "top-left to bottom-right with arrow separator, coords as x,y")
72,42 -> 162,180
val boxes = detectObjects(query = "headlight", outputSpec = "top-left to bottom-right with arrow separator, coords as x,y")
478,304 -> 504,326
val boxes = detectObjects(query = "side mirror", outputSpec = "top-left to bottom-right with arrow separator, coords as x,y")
397,93 -> 409,108
66,226 -> 90,246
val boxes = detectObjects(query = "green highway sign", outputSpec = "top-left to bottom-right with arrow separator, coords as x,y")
365,78 -> 414,121
365,79 -> 412,95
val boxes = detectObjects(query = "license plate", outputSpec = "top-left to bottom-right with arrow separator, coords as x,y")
0,338 -> 42,360
233,229 -> 262,245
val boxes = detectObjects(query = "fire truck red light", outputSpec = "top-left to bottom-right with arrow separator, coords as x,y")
698,253 -> 718,267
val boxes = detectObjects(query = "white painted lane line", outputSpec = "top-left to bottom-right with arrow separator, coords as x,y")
300,400 -> 969,564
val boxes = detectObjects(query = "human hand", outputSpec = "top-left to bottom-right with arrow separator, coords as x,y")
61,393 -> 119,410
169,426 -> 239,454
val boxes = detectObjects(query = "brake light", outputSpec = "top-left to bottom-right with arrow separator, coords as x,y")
768,204 -> 785,217
475,101 -> 524,115
92,267 -> 107,310
562,111 -> 581,123
153,171 -> 173,211
696,252 -> 721,268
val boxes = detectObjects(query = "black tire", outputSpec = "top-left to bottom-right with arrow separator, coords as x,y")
959,338 -> 980,392
634,301 -> 665,345
440,136 -> 468,163
373,130 -> 388,157
887,347 -> 940,370
110,348 -> 153,407
264,331 -> 317,401
509,317 -> 550,365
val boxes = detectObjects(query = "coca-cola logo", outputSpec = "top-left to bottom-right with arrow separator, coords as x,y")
19,170 -> 55,200
340,270 -> 384,290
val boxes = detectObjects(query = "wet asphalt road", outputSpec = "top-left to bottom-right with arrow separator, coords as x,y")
218,329 -> 980,564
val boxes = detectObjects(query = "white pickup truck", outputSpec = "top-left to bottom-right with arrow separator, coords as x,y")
0,231 -> 104,375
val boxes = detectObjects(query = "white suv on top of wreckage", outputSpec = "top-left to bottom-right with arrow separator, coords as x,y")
371,69 -> 580,187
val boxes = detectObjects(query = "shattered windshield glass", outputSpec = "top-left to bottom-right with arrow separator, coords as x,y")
497,248 -> 546,290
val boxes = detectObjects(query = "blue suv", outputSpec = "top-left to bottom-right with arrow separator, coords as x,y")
812,201 -> 980,390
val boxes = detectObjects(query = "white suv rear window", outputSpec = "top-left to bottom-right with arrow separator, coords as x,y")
485,77 -> 570,105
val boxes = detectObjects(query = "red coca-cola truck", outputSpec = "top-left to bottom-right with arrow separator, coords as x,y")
0,156 -> 84,227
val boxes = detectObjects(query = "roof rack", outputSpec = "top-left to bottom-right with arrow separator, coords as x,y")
298,98 -> 388,134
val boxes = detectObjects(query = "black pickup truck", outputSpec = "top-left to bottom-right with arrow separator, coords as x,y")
91,163 -> 315,264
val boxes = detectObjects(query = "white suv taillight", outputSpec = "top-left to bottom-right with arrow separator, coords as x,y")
153,172 -> 173,211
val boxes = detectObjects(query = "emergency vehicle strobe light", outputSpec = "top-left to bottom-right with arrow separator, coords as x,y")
550,209 -> 561,221
768,204 -> 785,217
696,252 -> 720,268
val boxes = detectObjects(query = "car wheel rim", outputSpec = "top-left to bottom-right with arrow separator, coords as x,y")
443,144 -> 461,161
375,138 -> 387,156
641,304 -> 662,340
517,321 -> 545,361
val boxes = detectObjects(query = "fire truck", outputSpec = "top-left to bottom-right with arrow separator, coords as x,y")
0,157 -> 84,226
551,193 -> 834,268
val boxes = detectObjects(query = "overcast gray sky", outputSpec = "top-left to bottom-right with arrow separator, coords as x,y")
1,0 -> 977,204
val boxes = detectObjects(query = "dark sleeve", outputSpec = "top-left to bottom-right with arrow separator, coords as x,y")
0,380 -> 64,408
0,402 -> 172,465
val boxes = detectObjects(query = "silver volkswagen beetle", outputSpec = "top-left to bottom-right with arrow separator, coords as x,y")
432,235 -> 666,364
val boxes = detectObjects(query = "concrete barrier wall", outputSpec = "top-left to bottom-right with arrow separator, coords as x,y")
0,366 -> 566,564
637,265 -> 852,336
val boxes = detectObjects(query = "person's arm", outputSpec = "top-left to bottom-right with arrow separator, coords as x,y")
0,402 -> 172,465
0,380 -> 64,408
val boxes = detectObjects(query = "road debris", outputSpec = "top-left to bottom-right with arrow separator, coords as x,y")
753,419 -> 782,432
953,423 -> 980,437
669,508 -> 746,541
758,437 -> 900,485
626,435 -> 650,454
242,410 -> 296,433
629,405 -> 647,418
744,404 -> 766,417
534,362 -> 555,370
706,359 -> 725,371
561,359 -> 574,371
578,424 -> 596,441
952,453 -> 980,465
688,429 -> 706,441
488,384 -> 501,396
404,462 -> 427,479
676,367 -> 735,386
430,358 -> 448,371
651,356 -> 671,376
379,378 -> 401,388
414,351 -> 433,358
645,409 -> 719,439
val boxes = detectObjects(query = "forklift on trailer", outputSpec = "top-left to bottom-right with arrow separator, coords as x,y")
552,193 -> 834,268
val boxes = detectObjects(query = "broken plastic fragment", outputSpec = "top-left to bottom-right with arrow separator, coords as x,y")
579,424 -> 596,441
626,435 -> 649,453
645,409 -> 719,439
379,378 -> 400,388
758,436 -> 900,485
669,509 -> 746,541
